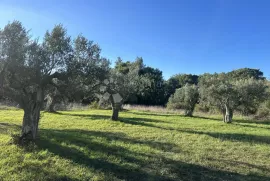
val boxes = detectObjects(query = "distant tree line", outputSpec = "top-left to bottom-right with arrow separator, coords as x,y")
0,21 -> 269,143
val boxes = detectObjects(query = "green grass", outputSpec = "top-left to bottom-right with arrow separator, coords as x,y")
0,109 -> 270,181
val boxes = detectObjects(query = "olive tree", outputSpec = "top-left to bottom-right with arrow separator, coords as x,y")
0,21 -> 72,141
44,35 -> 110,112
199,73 -> 268,123
235,78 -> 269,115
167,84 -> 199,116
99,61 -> 140,120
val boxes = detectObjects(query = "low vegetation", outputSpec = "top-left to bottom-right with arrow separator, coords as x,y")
0,109 -> 270,181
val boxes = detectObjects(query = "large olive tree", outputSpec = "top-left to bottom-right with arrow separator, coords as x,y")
0,21 -> 72,141
199,73 -> 268,123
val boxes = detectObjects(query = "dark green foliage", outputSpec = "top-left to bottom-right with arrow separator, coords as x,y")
137,66 -> 166,105
227,68 -> 265,80
114,58 -> 166,105
115,57 -> 144,75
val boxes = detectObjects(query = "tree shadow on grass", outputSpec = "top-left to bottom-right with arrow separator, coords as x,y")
37,129 -> 170,180
0,122 -> 20,134
55,112 -> 270,146
51,111 -> 111,120
119,116 -> 170,124
17,162 -> 81,181
40,129 -> 182,154
128,111 -> 224,121
128,111 -> 181,117
177,129 -> 270,145
35,128 -> 270,181
53,112 -> 170,123
192,115 -> 222,121
207,158 -> 270,173
233,119 -> 270,125
233,123 -> 270,130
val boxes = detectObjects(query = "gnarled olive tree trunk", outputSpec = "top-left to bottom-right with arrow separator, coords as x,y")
20,89 -> 43,142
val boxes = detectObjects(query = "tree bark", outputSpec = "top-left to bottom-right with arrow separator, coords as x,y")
111,102 -> 122,121
224,104 -> 233,123
21,105 -> 40,139
20,89 -> 43,143
45,95 -> 56,112
111,105 -> 119,121
222,108 -> 226,122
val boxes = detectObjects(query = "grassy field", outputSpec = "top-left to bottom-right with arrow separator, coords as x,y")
0,109 -> 270,181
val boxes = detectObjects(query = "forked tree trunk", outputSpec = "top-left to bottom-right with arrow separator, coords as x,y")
224,105 -> 233,123
20,89 -> 43,143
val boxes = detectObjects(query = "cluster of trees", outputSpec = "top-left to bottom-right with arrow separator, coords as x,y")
0,21 -> 269,143
0,21 -> 111,142
0,21 -> 167,142
167,69 -> 269,123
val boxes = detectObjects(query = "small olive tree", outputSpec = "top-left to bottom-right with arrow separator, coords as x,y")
99,61 -> 140,120
167,84 -> 199,116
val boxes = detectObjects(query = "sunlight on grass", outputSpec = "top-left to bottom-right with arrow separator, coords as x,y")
0,109 -> 270,180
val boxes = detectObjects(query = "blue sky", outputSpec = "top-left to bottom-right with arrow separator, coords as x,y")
0,0 -> 269,79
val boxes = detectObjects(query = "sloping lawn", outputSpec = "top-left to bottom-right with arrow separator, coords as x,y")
0,109 -> 270,181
